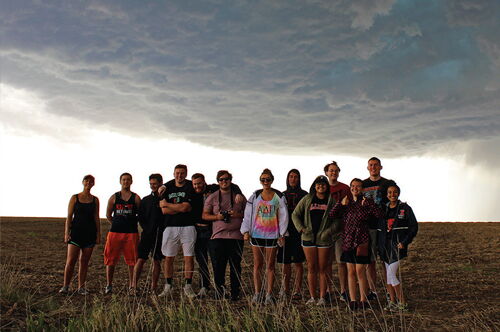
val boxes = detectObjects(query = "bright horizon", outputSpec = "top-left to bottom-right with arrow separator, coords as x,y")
1,1 -> 499,222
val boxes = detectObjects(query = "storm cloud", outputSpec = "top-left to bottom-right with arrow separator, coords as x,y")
1,0 -> 499,161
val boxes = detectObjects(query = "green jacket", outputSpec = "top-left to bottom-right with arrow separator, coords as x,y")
292,194 -> 341,247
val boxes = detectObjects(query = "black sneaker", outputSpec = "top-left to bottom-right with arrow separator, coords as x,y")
324,291 -> 333,304
348,301 -> 358,311
359,301 -> 371,310
230,293 -> 240,302
339,292 -> 349,302
367,291 -> 378,301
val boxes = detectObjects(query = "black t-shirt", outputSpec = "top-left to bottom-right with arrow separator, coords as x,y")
284,188 -> 308,237
309,195 -> 328,239
386,206 -> 398,233
163,180 -> 194,227
139,193 -> 163,234
362,177 -> 396,228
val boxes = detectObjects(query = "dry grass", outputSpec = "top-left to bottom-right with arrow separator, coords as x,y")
1,217 -> 499,331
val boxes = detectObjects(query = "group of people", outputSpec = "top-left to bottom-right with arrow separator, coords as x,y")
60,157 -> 418,312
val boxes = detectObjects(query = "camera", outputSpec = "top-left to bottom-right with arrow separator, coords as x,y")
221,210 -> 231,223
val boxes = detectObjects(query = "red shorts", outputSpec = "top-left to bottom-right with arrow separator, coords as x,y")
104,232 -> 139,266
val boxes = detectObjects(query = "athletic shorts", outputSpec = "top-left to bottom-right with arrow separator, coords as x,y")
250,237 -> 278,248
369,229 -> 378,263
137,229 -> 164,261
68,241 -> 95,249
161,226 -> 196,257
340,246 -> 372,265
277,236 -> 305,264
301,240 -> 332,249
104,232 -> 139,266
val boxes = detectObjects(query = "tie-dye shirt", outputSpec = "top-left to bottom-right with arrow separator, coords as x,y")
241,190 -> 289,239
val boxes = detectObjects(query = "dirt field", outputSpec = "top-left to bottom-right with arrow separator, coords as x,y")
1,217 -> 499,331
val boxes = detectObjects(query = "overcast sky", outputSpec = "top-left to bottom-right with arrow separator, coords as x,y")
1,0 -> 499,221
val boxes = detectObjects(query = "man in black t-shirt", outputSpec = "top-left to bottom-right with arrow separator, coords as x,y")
131,173 -> 164,293
362,157 -> 396,300
158,164 -> 196,298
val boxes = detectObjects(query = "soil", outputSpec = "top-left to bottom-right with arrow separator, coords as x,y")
1,217 -> 499,331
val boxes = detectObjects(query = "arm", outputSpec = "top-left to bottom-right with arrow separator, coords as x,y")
106,194 -> 115,223
230,194 -> 246,219
330,200 -> 345,219
64,195 -> 76,243
291,196 -> 307,233
162,201 -> 192,213
202,195 -> 222,222
160,199 -> 176,215
400,205 -> 418,247
278,195 -> 289,237
94,197 -> 101,244
240,194 -> 255,236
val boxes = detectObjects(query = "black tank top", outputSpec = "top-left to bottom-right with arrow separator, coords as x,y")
71,194 -> 97,242
111,192 -> 139,233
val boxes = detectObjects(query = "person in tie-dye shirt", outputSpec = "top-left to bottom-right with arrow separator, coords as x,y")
241,169 -> 288,305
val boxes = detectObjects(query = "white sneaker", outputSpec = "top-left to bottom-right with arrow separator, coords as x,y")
306,297 -> 316,305
264,294 -> 275,305
77,288 -> 89,295
59,286 -> 69,294
104,285 -> 112,295
158,284 -> 173,297
183,284 -> 196,299
316,298 -> 326,306
252,292 -> 262,304
197,287 -> 209,298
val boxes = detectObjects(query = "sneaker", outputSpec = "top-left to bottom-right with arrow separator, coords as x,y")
278,289 -> 287,301
104,285 -> 112,295
230,293 -> 240,302
384,301 -> 398,312
77,288 -> 89,295
339,292 -> 349,302
158,284 -> 173,297
348,301 -> 358,311
264,294 -> 275,305
324,291 -> 333,304
59,286 -> 69,294
316,298 -> 326,306
358,301 -> 370,310
306,297 -> 316,305
367,291 -> 378,301
197,287 -> 209,298
292,293 -> 302,301
183,284 -> 196,299
395,302 -> 409,311
252,292 -> 263,304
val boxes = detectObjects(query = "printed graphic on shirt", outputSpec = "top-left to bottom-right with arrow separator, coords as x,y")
387,218 -> 395,232
310,202 -> 328,211
253,195 -> 280,239
363,186 -> 383,206
286,192 -> 302,210
115,203 -> 135,216
167,191 -> 187,203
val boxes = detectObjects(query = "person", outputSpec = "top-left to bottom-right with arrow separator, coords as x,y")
362,157 -> 397,300
191,173 -> 244,298
131,173 -> 164,294
331,178 -> 383,310
378,184 -> 418,311
292,176 -> 340,305
59,175 -> 101,295
104,173 -> 141,294
241,169 -> 288,305
277,169 -> 307,301
324,161 -> 351,302
202,170 -> 246,301
158,164 -> 196,298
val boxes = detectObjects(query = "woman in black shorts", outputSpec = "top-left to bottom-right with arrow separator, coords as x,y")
331,178 -> 383,310
59,175 -> 101,295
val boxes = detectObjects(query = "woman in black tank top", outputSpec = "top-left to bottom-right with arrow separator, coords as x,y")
59,175 -> 101,295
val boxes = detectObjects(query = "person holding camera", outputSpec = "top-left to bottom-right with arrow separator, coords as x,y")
202,170 -> 246,301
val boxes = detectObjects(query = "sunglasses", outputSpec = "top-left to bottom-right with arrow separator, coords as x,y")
218,177 -> 230,182
260,178 -> 272,183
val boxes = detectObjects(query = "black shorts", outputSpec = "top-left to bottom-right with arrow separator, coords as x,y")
277,236 -> 305,264
250,237 -> 278,248
138,229 -> 164,261
68,240 -> 95,249
341,247 -> 371,265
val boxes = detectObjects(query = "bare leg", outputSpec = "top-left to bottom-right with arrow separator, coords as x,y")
318,248 -> 330,299
338,263 -> 347,293
282,264 -> 292,294
63,244 -> 80,287
393,284 -> 405,304
183,256 -> 194,279
132,258 -> 146,289
356,264 -> 369,302
292,263 -> 303,294
164,257 -> 175,279
152,259 -> 162,290
127,265 -> 134,288
367,262 -> 377,292
303,247 -> 318,299
386,284 -> 396,302
346,263 -> 357,301
252,246 -> 264,293
77,247 -> 94,288
106,265 -> 115,287
265,248 -> 278,295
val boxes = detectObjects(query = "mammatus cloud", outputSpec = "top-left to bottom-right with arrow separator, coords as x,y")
0,0 -> 499,163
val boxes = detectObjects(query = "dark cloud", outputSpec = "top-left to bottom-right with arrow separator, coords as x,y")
1,0 -> 499,165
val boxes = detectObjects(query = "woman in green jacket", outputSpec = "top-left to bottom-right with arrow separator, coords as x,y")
292,176 -> 340,305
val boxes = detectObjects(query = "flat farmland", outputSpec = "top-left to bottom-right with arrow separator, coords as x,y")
1,217 -> 499,331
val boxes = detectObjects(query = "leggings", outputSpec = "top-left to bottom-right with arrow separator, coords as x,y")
385,261 -> 401,286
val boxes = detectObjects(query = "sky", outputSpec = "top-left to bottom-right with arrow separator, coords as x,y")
0,0 -> 499,221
